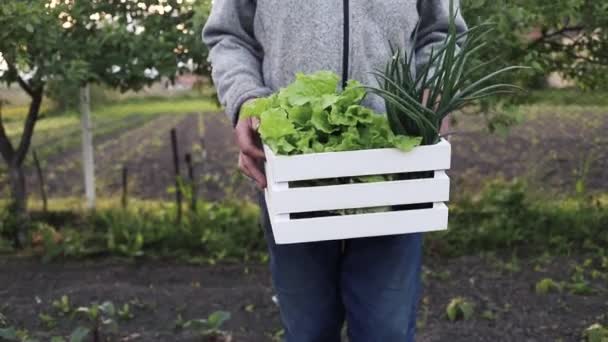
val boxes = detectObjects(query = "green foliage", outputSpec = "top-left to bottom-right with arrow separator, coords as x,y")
38,312 -> 57,330
75,301 -> 117,341
34,199 -> 264,263
517,89 -> 608,107
461,0 -> 608,90
242,71 -> 421,155
446,297 -> 475,321
584,323 -> 608,342
0,326 -> 38,342
117,304 -> 134,321
8,180 -> 607,262
535,278 -> 560,294
67,327 -> 89,342
567,266 -> 595,295
181,311 -> 231,338
0,0 -> 211,90
428,180 -> 608,257
51,295 -> 72,316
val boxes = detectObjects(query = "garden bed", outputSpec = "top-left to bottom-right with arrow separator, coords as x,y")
0,255 -> 605,341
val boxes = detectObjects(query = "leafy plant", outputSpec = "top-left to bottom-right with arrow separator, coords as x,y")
446,297 -> 475,321
38,312 -> 57,330
366,0 -> 526,145
567,270 -> 595,296
180,311 -> 232,340
0,0 -> 212,243
67,327 -> 90,342
117,304 -> 134,321
427,179 -> 608,257
584,323 -> 608,342
241,71 -> 421,155
51,295 -> 72,317
0,326 -> 38,342
0,327 -> 18,341
75,301 -> 117,342
535,278 -> 560,294
0,307 -> 7,327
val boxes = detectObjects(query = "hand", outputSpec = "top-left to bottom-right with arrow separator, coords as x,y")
235,115 -> 267,189
422,89 -> 451,141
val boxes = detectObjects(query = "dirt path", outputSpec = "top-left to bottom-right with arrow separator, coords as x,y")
1,255 -> 605,341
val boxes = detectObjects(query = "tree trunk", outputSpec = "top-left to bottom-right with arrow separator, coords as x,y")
80,83 -> 96,209
0,83 -> 43,248
7,162 -> 29,247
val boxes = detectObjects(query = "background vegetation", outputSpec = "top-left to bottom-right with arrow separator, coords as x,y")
1,0 -> 607,341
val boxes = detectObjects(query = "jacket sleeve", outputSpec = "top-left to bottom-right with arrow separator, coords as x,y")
202,0 -> 272,125
415,0 -> 468,77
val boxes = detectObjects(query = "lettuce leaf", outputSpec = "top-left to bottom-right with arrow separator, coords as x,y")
241,71 -> 422,155
258,108 -> 296,140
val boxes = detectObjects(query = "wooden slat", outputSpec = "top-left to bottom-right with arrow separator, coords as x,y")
269,202 -> 449,244
264,139 -> 451,182
267,171 -> 449,214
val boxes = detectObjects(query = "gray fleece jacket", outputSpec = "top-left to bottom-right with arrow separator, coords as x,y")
202,0 -> 467,125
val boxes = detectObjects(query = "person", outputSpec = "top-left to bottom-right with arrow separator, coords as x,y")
202,1 -> 466,341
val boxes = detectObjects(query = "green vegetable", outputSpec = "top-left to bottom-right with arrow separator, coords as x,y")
365,0 -> 527,145
446,297 -> 475,321
534,278 -> 560,294
241,71 -> 421,155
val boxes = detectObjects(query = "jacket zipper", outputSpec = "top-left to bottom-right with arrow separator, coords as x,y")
340,0 -> 350,251
342,0 -> 350,89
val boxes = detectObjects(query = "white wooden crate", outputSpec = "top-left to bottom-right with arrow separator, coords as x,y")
264,139 -> 451,244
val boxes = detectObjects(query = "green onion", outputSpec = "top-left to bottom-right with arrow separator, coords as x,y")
365,0 -> 528,145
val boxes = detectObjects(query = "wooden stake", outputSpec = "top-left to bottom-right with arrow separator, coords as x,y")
185,153 -> 196,211
170,128 -> 182,223
121,165 -> 128,209
32,149 -> 47,213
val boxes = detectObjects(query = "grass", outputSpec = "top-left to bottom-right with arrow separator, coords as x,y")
88,96 -> 219,117
517,88 -> 608,107
0,95 -> 219,169
506,88 -> 608,124
4,95 -> 218,131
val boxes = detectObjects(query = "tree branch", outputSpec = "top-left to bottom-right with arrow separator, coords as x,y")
544,40 -> 605,66
15,86 -> 43,166
529,25 -> 585,48
6,61 -> 35,98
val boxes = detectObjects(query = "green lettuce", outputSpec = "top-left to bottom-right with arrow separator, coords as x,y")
241,71 -> 422,155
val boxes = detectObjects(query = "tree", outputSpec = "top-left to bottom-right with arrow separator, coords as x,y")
461,0 -> 608,90
0,0 -> 210,246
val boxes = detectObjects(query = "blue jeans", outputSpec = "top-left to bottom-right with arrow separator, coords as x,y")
259,194 -> 423,342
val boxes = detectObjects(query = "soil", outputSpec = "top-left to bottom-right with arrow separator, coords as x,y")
449,110 -> 608,196
1,255 -> 605,341
8,109 -> 607,204
8,112 -> 257,203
